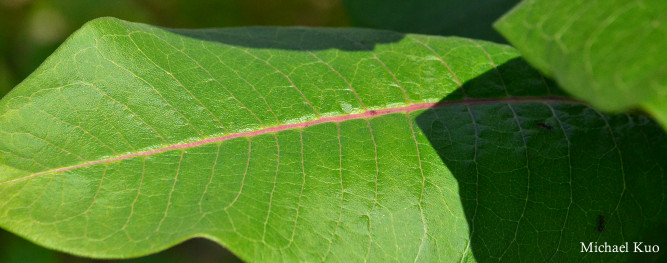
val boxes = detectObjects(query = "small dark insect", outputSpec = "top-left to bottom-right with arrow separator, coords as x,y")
598,215 -> 605,232
369,110 -> 377,116
537,122 -> 553,130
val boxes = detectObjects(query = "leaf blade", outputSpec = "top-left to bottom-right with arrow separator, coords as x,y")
495,0 -> 667,129
0,18 -> 665,262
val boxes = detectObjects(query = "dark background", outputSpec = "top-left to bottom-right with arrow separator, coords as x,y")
0,0 -> 519,262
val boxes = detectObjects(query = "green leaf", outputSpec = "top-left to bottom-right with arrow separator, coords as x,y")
342,0 -> 520,42
494,0 -> 667,130
0,17 -> 665,262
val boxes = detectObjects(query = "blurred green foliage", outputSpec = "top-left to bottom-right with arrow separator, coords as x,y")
0,229 -> 242,263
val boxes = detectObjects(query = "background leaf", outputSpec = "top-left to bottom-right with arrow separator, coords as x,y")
0,228 -> 242,263
342,0 -> 520,43
494,0 -> 667,129
0,18 -> 665,262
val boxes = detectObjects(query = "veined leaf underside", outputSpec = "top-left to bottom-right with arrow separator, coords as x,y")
0,18 -> 664,262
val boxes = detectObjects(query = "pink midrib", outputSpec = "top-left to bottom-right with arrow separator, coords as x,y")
4,96 -> 582,183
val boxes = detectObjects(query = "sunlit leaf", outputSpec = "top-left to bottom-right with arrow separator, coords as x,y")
0,18 -> 665,262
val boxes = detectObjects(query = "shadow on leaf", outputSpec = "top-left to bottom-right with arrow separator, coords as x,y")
169,27 -> 405,51
415,58 -> 667,261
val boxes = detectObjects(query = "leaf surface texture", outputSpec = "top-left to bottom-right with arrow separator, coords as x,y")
0,18 -> 665,262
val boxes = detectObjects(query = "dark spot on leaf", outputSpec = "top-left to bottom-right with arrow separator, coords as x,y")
537,122 -> 552,130
598,215 -> 605,232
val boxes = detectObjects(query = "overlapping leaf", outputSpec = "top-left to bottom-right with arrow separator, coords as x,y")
495,0 -> 667,129
0,18 -> 665,262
